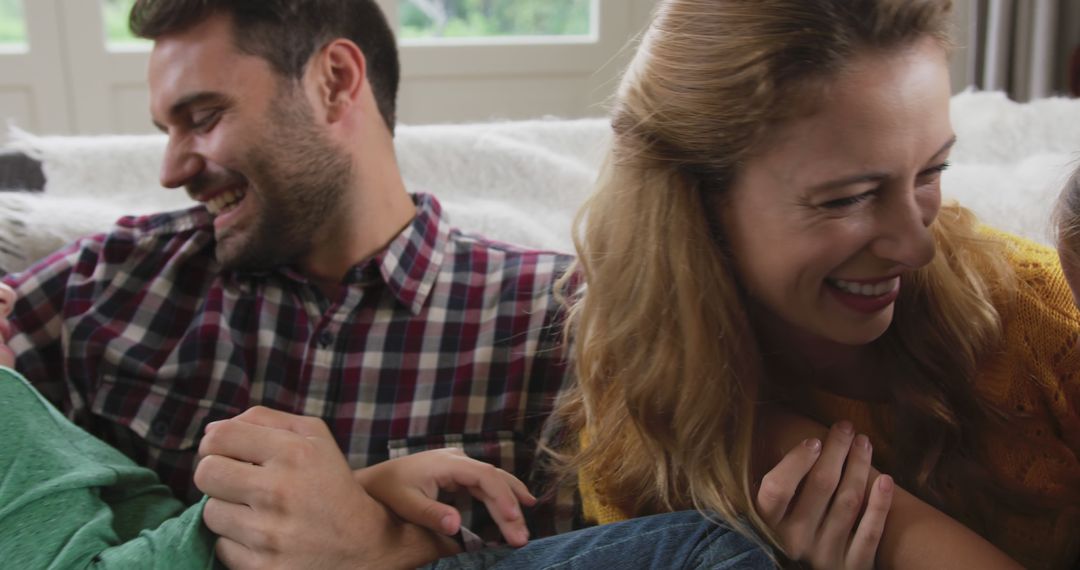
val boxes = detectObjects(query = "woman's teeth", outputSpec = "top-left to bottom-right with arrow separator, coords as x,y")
205,188 -> 246,215
830,277 -> 898,297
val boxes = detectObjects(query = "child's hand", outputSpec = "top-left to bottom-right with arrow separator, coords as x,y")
0,282 -> 15,367
353,448 -> 537,547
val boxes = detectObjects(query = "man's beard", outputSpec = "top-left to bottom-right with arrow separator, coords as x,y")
215,90 -> 353,272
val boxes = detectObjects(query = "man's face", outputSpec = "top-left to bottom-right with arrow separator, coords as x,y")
147,12 -> 352,271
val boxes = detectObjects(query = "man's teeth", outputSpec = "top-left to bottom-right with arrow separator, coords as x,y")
205,188 -> 246,215
831,278 -> 898,297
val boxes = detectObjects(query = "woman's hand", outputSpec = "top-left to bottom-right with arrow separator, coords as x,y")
756,421 -> 893,569
353,448 -> 537,547
0,282 -> 16,367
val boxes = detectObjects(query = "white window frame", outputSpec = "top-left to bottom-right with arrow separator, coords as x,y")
1,0 -> 659,136
378,0 -> 645,77
0,0 -> 71,135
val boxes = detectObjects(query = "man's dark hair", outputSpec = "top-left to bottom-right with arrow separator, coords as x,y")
131,0 -> 400,133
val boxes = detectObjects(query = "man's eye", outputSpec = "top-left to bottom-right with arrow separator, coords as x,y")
822,191 -> 874,209
191,110 -> 221,130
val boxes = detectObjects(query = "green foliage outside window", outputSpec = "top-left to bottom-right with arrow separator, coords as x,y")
0,0 -> 26,45
0,0 -> 592,47
103,0 -> 144,45
400,0 -> 591,39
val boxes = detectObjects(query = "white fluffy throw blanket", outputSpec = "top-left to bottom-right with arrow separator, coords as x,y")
1,91 -> 1078,274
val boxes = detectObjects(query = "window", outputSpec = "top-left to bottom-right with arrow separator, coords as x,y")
0,0 -> 656,135
103,0 -> 147,48
399,0 -> 592,40
0,0 -> 26,51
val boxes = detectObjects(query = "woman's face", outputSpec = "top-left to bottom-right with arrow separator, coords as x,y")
721,38 -> 954,350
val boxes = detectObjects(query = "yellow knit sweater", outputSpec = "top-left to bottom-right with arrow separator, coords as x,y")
579,231 -> 1080,569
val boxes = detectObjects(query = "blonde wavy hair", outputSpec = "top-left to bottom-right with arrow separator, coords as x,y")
553,0 -> 1018,557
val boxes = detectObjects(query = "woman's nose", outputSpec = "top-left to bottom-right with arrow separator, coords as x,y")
870,187 -> 939,269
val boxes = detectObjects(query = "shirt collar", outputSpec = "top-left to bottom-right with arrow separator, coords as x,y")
371,193 -> 449,315
228,193 -> 449,314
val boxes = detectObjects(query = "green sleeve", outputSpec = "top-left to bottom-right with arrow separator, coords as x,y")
0,367 -> 215,569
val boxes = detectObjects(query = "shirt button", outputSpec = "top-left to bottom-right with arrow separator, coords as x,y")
318,330 -> 334,348
151,419 -> 169,438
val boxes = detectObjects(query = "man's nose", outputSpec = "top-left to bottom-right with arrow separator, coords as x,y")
159,136 -> 204,189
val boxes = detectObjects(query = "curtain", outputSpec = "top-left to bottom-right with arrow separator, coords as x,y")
953,0 -> 1080,100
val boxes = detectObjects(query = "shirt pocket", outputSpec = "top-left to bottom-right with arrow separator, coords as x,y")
387,430 -> 523,472
90,374 -> 243,452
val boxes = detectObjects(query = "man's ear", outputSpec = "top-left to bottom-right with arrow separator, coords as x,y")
309,39 -> 366,124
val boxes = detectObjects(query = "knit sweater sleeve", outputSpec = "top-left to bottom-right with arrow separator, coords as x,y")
973,230 -> 1080,568
577,433 -> 632,525
984,229 -> 1080,486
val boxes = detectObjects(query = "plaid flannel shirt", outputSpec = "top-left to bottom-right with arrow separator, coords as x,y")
5,193 -> 580,540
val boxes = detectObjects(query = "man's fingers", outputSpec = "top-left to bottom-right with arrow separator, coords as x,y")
200,416 -> 295,465
203,497 -> 261,549
214,535 -> 259,570
194,454 -> 265,503
814,433 -> 873,565
846,474 -> 894,569
226,405 -> 330,438
756,437 -> 822,527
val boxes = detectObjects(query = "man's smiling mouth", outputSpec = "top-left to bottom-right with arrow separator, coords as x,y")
205,185 -> 248,216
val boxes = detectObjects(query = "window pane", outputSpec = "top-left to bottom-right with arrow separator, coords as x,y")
400,0 -> 592,40
0,0 -> 26,48
103,0 -> 148,47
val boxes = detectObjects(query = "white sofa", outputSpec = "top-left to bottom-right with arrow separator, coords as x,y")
1,90 -> 1079,274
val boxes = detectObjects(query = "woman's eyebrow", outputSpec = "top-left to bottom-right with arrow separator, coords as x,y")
931,135 -> 958,160
808,135 -> 959,193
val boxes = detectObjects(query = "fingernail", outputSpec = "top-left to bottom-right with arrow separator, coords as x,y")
836,420 -> 854,435
440,514 -> 456,534
878,475 -> 893,492
855,434 -> 870,450
803,438 -> 822,452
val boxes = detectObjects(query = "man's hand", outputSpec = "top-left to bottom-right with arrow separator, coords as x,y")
0,282 -> 16,367
354,447 -> 536,547
195,406 -> 460,570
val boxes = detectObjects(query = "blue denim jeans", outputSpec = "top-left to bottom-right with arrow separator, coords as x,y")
423,511 -> 773,569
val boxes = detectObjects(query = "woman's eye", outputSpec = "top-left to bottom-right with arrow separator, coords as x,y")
822,191 -> 874,209
918,160 -> 951,183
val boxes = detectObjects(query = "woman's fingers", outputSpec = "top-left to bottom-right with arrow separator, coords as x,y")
813,434 -> 873,567
756,437 -> 822,527
783,421 -> 856,546
846,474 -> 894,569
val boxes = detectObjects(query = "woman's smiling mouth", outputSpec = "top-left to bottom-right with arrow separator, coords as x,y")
825,276 -> 901,314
